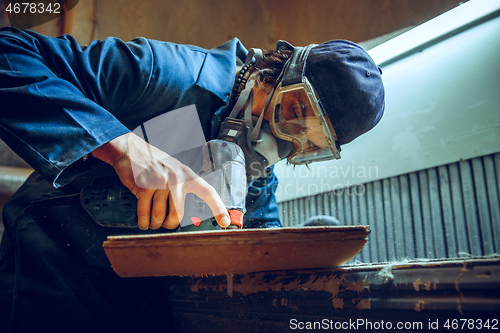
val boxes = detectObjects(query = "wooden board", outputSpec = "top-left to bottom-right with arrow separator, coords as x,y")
103,226 -> 369,277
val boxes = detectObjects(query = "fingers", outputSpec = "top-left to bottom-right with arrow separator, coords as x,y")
137,189 -> 169,230
136,190 -> 154,230
189,178 -> 230,228
150,189 -> 168,229
162,185 -> 184,229
113,139 -> 231,230
137,182 -> 230,230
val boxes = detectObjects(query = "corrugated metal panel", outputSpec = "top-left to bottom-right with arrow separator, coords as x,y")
278,153 -> 500,263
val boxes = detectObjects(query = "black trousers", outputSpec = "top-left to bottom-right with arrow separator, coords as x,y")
0,173 -> 177,333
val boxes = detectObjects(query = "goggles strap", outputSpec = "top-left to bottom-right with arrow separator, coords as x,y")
249,68 -> 284,143
244,95 -> 254,133
281,44 -> 315,87
229,78 -> 255,119
250,84 -> 275,143
245,48 -> 265,67
228,47 -> 264,119
249,103 -> 265,143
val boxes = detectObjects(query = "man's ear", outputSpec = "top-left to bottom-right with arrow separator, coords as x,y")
275,40 -> 294,51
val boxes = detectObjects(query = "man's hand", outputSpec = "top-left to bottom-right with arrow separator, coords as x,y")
92,132 -> 231,230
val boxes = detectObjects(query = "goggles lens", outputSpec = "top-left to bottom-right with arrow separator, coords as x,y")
271,79 -> 340,164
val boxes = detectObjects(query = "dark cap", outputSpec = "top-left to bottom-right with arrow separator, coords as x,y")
304,40 -> 385,145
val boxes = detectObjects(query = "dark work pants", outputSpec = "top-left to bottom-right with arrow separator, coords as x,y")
0,173 -> 177,333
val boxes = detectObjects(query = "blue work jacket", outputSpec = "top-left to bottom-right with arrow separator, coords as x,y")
0,27 -> 282,332
0,27 -> 280,229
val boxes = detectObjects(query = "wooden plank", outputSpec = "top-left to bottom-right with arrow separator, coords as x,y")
104,226 -> 370,277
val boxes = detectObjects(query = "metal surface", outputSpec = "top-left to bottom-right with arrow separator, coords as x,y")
278,153 -> 500,264
165,257 -> 500,333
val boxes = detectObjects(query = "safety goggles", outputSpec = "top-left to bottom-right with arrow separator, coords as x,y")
264,43 -> 341,164
269,76 -> 341,164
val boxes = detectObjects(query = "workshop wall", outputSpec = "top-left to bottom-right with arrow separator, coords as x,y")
65,0 -> 464,49
2,0 -> 464,47
279,153 -> 500,264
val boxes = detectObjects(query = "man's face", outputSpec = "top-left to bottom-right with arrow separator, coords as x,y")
278,88 -> 331,151
252,82 -> 336,154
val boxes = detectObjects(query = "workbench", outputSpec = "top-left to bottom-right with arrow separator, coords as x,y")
164,258 -> 500,332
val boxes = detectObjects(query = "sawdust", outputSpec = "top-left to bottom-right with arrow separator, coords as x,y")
454,261 -> 471,315
189,270 -> 373,310
377,264 -> 394,282
332,298 -> 344,309
344,277 -> 370,294
414,300 -> 425,311
413,278 -> 432,291
190,271 -> 347,297
355,298 -> 371,310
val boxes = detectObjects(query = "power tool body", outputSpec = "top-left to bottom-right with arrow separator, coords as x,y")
81,138 -> 246,231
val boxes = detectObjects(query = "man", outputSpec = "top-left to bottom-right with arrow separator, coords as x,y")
0,27 -> 384,332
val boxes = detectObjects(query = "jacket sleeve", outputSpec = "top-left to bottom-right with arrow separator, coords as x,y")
244,168 -> 282,228
0,28 -> 159,187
